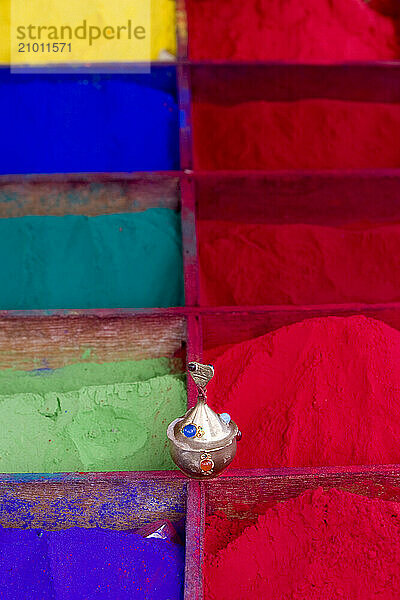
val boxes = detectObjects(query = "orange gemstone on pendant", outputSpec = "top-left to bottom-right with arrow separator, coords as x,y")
200,458 -> 214,472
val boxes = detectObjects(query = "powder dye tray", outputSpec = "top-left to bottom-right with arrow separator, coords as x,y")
1,2 -> 400,600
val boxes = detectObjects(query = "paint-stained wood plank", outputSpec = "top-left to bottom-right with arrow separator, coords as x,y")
0,174 -> 179,217
195,171 -> 400,226
205,466 -> 400,519
184,480 -> 205,600
0,474 -> 187,530
201,303 -> 400,349
0,313 -> 186,370
191,63 -> 400,105
181,176 -> 199,306
176,0 -> 188,61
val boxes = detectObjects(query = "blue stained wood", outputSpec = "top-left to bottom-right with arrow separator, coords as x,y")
0,475 -> 187,530
0,68 -> 179,174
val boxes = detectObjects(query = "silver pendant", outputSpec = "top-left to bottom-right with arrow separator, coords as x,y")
167,362 -> 241,479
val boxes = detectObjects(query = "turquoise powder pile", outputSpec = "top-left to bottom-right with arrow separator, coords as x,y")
0,208 -> 184,309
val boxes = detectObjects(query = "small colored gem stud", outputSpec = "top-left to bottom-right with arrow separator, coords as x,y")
200,452 -> 214,473
219,413 -> 231,425
182,424 -> 197,438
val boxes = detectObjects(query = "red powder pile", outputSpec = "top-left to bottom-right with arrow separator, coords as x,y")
193,99 -> 400,170
205,488 -> 400,600
187,0 -> 400,61
199,221 -> 400,306
206,315 -> 400,468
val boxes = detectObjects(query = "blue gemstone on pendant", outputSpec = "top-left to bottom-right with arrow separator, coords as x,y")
183,424 -> 197,438
219,413 -> 231,425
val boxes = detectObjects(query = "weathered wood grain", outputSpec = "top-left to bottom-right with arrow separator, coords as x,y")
181,176 -> 199,306
195,171 -> 400,225
0,173 -> 179,217
191,63 -> 400,105
176,0 -> 188,61
184,481 -> 205,600
201,303 -> 400,349
0,312 -> 186,370
0,473 -> 187,530
184,314 -> 205,600
205,466 -> 400,519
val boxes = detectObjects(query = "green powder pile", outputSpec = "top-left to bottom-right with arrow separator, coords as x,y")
0,209 -> 184,309
0,359 -> 186,473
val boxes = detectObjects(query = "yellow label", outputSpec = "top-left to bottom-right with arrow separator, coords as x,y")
2,0 -> 176,65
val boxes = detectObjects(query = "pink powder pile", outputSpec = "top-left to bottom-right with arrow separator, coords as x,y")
199,221 -> 400,306
193,99 -> 400,170
206,315 -> 400,468
188,0 -> 400,61
205,488 -> 400,600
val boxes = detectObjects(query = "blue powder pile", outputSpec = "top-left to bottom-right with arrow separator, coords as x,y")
0,526 -> 184,599
0,69 -> 179,174
0,209 -> 184,309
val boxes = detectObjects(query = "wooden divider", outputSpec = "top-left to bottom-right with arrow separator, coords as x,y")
206,466 -> 400,519
0,173 -> 180,217
176,7 -> 205,599
0,472 -> 187,530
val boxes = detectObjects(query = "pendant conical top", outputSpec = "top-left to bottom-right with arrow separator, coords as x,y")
167,362 -> 241,479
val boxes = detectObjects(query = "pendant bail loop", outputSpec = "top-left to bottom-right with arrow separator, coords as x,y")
187,362 -> 214,391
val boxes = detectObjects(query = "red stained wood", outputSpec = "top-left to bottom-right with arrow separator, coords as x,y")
184,481 -> 205,600
181,176 -> 199,306
201,304 -> 400,349
191,63 -> 400,105
195,170 -> 400,225
205,466 -> 400,519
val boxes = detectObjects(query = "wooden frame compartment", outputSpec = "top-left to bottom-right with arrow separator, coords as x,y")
194,171 -> 400,309
189,64 -> 400,172
0,172 -> 186,313
0,310 -> 198,599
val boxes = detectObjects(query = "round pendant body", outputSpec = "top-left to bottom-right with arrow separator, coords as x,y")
168,418 -> 238,479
